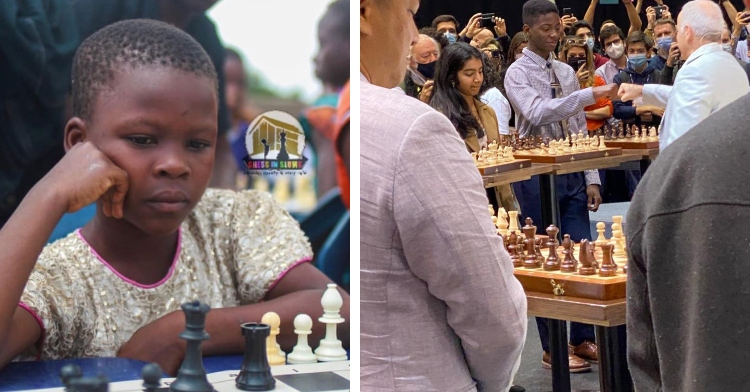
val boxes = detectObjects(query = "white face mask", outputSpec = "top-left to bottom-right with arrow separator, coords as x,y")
722,43 -> 733,54
515,53 -> 524,60
606,42 -> 625,59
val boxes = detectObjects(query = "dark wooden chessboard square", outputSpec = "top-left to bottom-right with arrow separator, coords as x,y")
275,371 -> 349,391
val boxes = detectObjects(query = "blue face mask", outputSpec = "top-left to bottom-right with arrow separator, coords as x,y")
628,54 -> 648,70
444,32 -> 457,44
656,37 -> 672,53
586,37 -> 595,50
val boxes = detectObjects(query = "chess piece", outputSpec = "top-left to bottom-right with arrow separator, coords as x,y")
142,363 -> 162,392
60,364 -> 83,391
508,231 -> 522,267
170,301 -> 213,392
578,240 -> 596,275
599,243 -> 618,277
508,211 -> 519,234
598,136 -> 607,150
534,238 -> 545,267
497,208 -> 509,236
546,224 -> 560,246
560,234 -> 577,273
522,218 -> 538,269
261,312 -> 286,365
612,223 -> 627,258
587,240 -> 599,269
315,284 -> 348,362
489,204 -> 496,226
287,314 -> 318,364
516,230 -> 525,258
612,215 -> 625,243
66,375 -> 109,392
236,323 -> 275,391
544,225 -> 560,271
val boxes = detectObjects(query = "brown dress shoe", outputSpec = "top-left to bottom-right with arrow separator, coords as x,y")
542,350 -> 592,373
570,340 -> 598,363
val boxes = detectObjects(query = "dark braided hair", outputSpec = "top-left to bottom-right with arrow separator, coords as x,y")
72,19 -> 217,120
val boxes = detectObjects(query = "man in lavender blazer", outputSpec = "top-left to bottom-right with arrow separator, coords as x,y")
360,0 -> 528,391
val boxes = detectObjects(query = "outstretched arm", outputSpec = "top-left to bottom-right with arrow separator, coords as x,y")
624,0 -> 643,35
584,0 -> 597,26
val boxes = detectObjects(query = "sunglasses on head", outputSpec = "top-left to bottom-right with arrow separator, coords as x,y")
564,38 -> 588,47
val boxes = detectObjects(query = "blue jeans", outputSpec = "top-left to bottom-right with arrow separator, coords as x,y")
512,173 -> 596,352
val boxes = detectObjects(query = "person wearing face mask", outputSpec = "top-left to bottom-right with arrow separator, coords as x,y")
595,26 -> 629,85
431,14 -> 460,45
402,34 -> 440,101
648,18 -> 678,72
571,20 -> 608,68
507,32 -> 529,66
721,26 -> 750,82
612,31 -> 664,127
618,0 -> 749,151
559,37 -> 613,132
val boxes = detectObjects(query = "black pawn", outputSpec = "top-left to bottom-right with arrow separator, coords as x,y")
142,363 -> 162,392
236,323 -> 275,391
60,364 -> 83,391
170,301 -> 214,392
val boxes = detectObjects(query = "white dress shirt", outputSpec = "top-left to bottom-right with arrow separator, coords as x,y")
642,43 -> 749,150
480,87 -> 511,135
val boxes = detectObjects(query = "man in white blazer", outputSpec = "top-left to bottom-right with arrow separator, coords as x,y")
618,0 -> 749,151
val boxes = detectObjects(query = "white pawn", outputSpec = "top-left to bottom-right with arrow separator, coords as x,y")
314,284 -> 348,362
287,314 -> 318,364
598,136 -> 607,150
261,311 -> 286,365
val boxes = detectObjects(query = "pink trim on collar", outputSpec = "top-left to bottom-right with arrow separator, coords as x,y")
75,228 -> 182,289
267,257 -> 312,292
18,302 -> 45,359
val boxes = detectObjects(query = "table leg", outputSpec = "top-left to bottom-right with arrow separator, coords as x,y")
539,174 -> 560,239
595,325 -> 632,392
639,158 -> 651,175
549,318 -> 571,392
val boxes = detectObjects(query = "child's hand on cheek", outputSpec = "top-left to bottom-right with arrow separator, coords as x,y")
41,142 -> 129,218
117,310 -> 186,376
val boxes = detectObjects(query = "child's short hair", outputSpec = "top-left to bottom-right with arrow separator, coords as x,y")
71,19 -> 218,120
625,30 -> 654,50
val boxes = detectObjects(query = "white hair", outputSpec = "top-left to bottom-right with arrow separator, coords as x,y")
679,0 -> 724,42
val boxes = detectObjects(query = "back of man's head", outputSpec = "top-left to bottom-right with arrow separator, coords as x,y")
679,0 -> 724,43
523,0 -> 559,27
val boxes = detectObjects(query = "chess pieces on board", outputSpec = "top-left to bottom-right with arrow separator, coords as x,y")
262,312 -> 287,365
171,301 -> 213,392
236,323 -> 275,391
473,140 -> 517,167
287,314 -> 318,364
491,208 -> 629,277
603,122 -> 661,142
314,284 -> 348,362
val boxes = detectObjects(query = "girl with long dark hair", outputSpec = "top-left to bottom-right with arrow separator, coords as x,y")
429,42 -> 520,218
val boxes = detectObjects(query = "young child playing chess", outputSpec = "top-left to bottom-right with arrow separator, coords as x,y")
0,20 -> 349,375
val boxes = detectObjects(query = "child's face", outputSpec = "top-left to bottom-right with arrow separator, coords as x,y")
84,66 -> 218,235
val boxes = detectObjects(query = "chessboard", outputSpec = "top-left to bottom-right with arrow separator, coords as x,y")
476,158 -> 533,175
28,362 -> 351,392
472,141 -> 532,175
513,146 -> 622,164
491,207 -> 628,301
596,123 -> 660,149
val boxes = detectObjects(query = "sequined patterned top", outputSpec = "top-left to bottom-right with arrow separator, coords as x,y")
18,189 -> 312,360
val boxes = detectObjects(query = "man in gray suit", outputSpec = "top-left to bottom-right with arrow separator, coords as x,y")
618,0 -> 749,151
360,0 -> 528,391
627,90 -> 750,390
